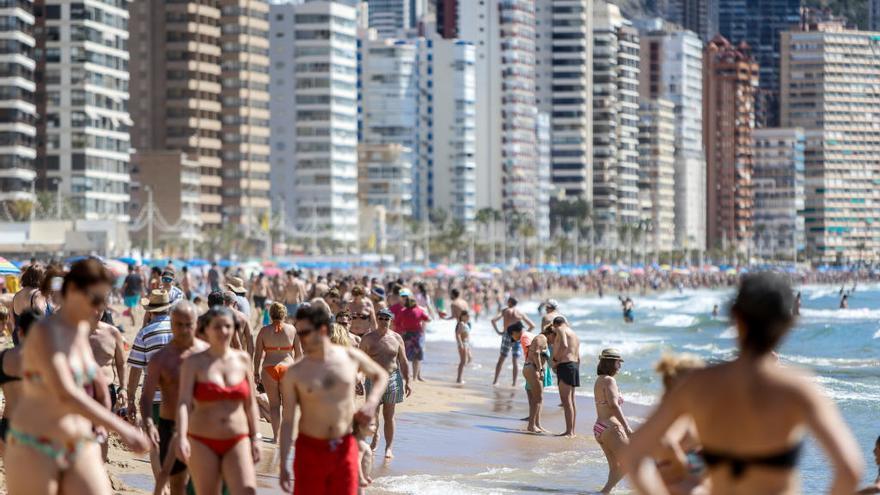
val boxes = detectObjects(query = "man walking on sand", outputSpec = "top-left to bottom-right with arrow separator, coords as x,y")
140,301 -> 206,495
447,288 -> 469,320
359,308 -> 412,459
283,270 -> 308,317
550,315 -> 580,437
389,288 -> 431,382
278,305 -> 388,495
491,297 -> 535,386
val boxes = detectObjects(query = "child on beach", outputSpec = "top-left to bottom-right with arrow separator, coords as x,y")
455,311 -> 473,383
355,417 -> 376,493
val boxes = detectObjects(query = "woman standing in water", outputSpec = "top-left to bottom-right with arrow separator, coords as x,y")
253,302 -> 300,443
5,260 -> 149,494
454,311 -> 472,383
176,306 -> 261,494
623,272 -> 863,494
593,348 -> 633,494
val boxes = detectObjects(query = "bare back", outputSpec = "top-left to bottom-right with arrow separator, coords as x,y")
89,322 -> 119,383
553,325 -> 580,364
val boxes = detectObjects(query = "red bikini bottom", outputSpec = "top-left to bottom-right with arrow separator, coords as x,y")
188,433 -> 249,457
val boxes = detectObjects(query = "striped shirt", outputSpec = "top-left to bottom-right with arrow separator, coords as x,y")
128,314 -> 172,402
127,314 -> 172,368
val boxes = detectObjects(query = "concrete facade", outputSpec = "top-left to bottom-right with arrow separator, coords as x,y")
752,127 -> 805,261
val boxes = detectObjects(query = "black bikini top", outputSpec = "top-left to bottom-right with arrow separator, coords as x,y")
0,350 -> 21,386
701,441 -> 803,478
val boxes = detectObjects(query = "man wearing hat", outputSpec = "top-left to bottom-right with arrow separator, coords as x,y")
541,299 -> 561,330
359,307 -> 412,459
370,286 -> 387,311
226,276 -> 251,318
126,289 -> 175,473
159,268 -> 184,305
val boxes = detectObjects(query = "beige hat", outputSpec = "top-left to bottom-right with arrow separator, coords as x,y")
141,289 -> 173,313
226,276 -> 247,295
599,348 -> 624,361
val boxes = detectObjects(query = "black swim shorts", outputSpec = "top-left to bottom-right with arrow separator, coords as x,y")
556,361 -> 581,387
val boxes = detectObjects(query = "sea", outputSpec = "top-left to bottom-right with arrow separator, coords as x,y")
405,283 -> 880,493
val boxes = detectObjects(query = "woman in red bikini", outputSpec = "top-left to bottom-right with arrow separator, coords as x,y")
176,306 -> 261,494
253,302 -> 300,442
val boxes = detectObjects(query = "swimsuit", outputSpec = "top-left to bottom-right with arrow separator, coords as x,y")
7,428 -> 95,469
11,290 -> 39,346
158,417 -> 187,475
594,396 -> 625,440
701,442 -> 803,478
364,368 -> 404,405
293,433 -> 358,495
555,361 -> 580,387
188,378 -> 251,457
263,363 -> 290,382
402,331 -> 425,362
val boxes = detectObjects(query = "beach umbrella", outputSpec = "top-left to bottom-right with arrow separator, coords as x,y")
116,256 -> 138,266
103,259 -> 129,277
263,267 -> 283,277
617,271 -> 630,278
0,257 -> 19,275
630,267 -> 645,276
187,259 -> 210,267
490,267 -> 503,275
725,268 -> 737,275
659,264 -> 671,271
599,264 -> 614,273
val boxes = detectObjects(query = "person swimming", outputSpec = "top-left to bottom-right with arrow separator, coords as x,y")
619,296 -> 634,323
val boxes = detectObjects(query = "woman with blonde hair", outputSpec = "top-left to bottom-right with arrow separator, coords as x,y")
253,302 -> 299,442
652,354 -> 708,494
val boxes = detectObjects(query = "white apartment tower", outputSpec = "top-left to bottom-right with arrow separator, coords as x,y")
592,2 -> 640,248
366,0 -> 423,38
0,0 -> 36,203
752,127 -> 805,261
781,22 -> 880,262
269,1 -> 359,250
639,19 -> 706,250
637,99 -> 676,253
37,0 -> 131,221
536,0 -> 593,199
460,0 -> 540,220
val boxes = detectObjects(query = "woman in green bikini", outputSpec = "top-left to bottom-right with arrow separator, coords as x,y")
5,259 -> 149,494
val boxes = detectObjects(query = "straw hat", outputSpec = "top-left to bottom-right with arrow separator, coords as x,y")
599,348 -> 624,361
226,276 -> 247,295
141,289 -> 173,313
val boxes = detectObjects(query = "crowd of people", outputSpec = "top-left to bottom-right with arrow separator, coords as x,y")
0,258 -> 877,494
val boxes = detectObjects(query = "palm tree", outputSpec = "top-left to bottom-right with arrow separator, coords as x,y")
476,207 -> 496,264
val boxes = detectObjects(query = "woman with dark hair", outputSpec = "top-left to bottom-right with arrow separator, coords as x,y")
11,263 -> 46,345
0,308 -> 41,453
593,348 -> 632,494
5,259 -> 148,494
624,272 -> 863,494
176,306 -> 260,494
253,302 -> 299,442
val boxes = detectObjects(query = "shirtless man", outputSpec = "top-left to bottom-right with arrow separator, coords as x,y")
278,305 -> 388,495
359,308 -> 412,459
490,297 -> 535,386
207,291 -> 254,358
348,286 -> 376,337
541,299 -> 560,330
550,315 -> 581,437
140,301 -> 206,495
447,288 -> 469,321
89,309 -> 127,460
282,270 -> 308,318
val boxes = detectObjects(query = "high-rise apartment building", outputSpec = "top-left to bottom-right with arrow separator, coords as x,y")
536,112 -> 552,242
269,1 -> 359,249
718,0 -> 801,127
637,99 -> 675,253
357,143 -> 413,223
535,0 -> 593,200
460,0 -> 540,222
367,0 -> 423,38
703,35 -> 757,254
871,0 -> 880,31
781,22 -> 880,262
657,0 -> 716,41
358,32 -> 476,227
638,19 -> 705,250
752,127 -> 805,261
36,0 -> 131,221
128,0 -> 223,235
592,2 -> 640,248
0,0 -> 36,203
219,0 -> 271,229
436,0 -> 457,38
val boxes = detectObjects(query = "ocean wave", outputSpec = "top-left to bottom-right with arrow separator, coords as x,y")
780,354 -> 880,369
681,343 -> 736,356
814,376 -> 880,402
654,314 -> 697,328
799,308 -> 880,321
873,328 -> 880,339
718,326 -> 737,339
373,475 -> 516,494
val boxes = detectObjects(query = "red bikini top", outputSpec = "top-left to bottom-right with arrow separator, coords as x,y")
193,378 -> 250,402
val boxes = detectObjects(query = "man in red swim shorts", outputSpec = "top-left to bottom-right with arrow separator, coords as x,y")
278,304 -> 388,495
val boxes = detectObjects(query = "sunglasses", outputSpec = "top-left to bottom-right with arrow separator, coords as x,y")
296,327 -> 317,337
161,277 -> 173,283
378,316 -> 392,321
354,315 -> 370,320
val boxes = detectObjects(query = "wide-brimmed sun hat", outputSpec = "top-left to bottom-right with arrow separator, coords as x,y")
226,276 -> 247,295
544,298 -> 559,309
399,288 -> 413,298
141,289 -> 173,313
